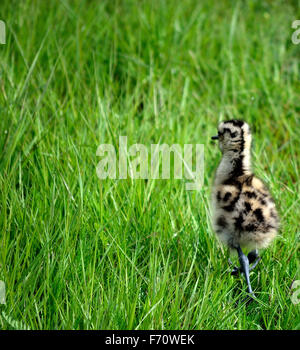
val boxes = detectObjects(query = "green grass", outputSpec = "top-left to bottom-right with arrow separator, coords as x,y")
0,0 -> 299,330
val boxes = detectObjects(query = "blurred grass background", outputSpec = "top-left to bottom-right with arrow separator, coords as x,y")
0,0 -> 299,329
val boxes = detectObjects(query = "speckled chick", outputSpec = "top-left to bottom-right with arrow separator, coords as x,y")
211,120 -> 279,252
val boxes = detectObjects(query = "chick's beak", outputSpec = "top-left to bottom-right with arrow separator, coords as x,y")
211,135 -> 219,140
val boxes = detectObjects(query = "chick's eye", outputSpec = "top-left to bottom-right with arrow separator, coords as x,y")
231,132 -> 237,138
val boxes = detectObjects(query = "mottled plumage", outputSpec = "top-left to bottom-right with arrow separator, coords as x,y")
211,120 -> 279,250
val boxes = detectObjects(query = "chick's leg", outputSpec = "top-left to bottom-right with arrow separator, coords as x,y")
237,246 -> 255,297
229,249 -> 261,275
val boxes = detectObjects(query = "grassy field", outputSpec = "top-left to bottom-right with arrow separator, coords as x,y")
0,0 -> 299,330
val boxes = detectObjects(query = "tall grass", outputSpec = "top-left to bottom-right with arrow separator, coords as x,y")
0,0 -> 299,330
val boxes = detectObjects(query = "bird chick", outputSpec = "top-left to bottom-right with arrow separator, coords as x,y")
211,120 -> 279,299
